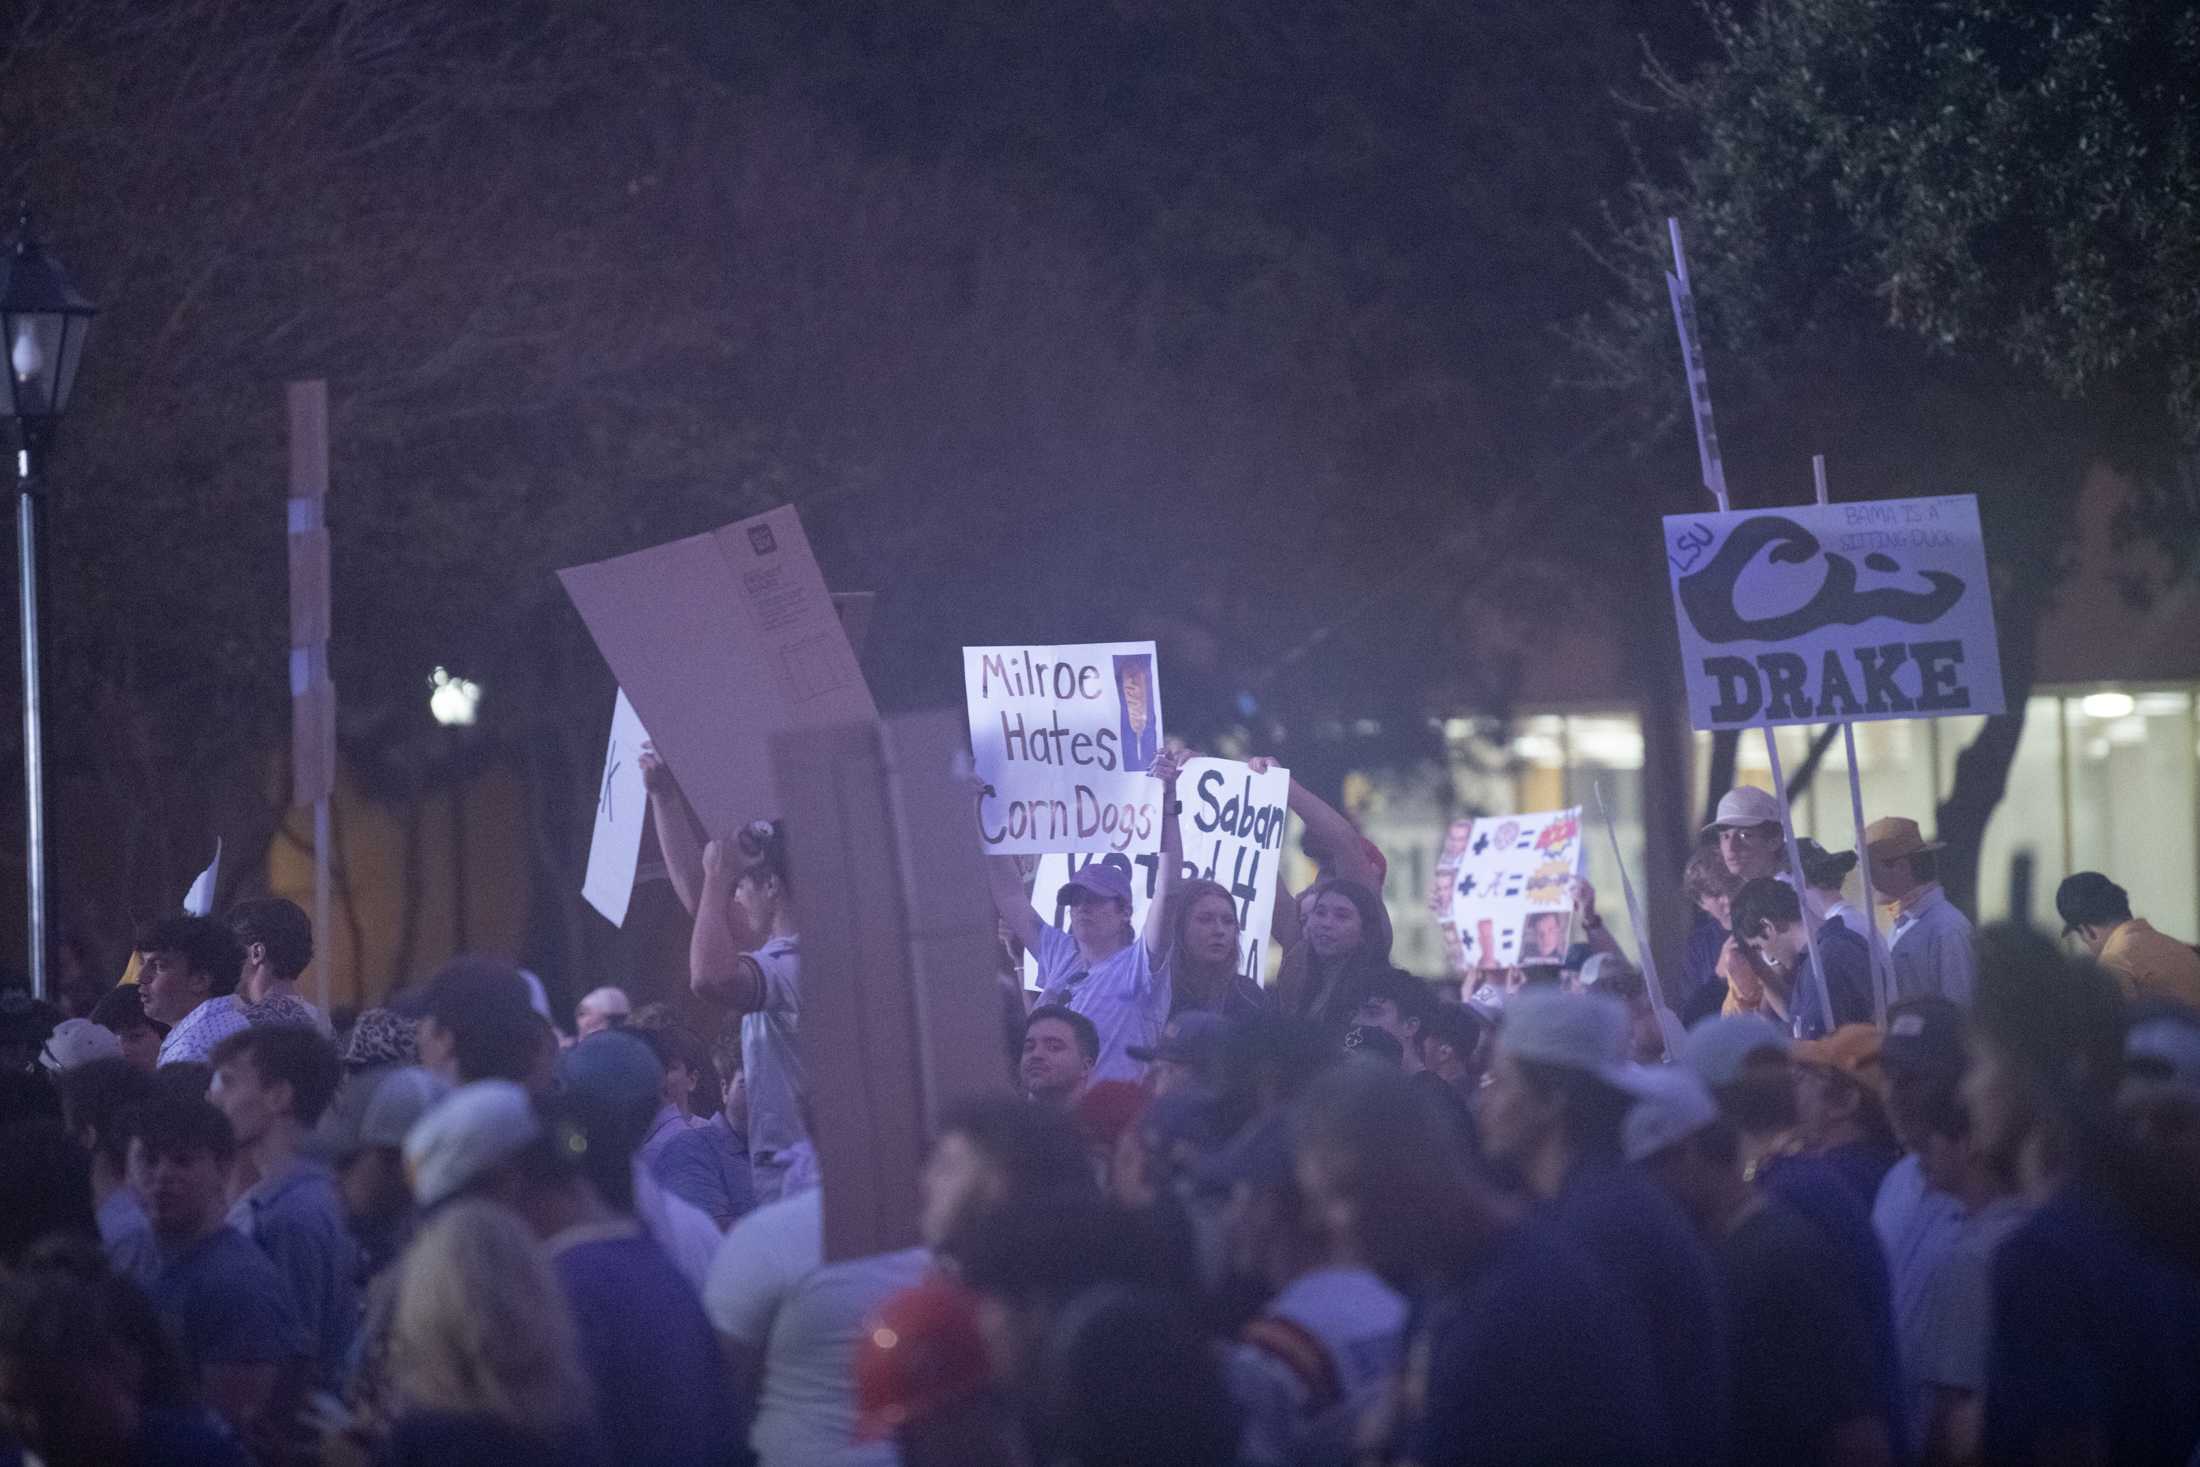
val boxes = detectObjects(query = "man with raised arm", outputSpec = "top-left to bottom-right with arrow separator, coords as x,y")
690,818 -> 807,1205
985,753 -> 1181,1083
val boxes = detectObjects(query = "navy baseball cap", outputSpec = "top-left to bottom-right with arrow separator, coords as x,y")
1058,862 -> 1133,908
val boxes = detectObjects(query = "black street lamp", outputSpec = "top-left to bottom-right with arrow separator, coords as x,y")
0,210 -> 96,1000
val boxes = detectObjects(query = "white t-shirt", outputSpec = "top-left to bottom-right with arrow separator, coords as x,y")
1227,1266 -> 1408,1467
1033,926 -> 1171,1084
744,937 -> 807,1158
704,1188 -> 930,1467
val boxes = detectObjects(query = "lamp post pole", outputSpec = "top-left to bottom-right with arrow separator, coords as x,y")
2,211 -> 97,1002
14,426 -> 48,998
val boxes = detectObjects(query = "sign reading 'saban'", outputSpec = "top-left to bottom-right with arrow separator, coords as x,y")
1663,496 -> 2004,732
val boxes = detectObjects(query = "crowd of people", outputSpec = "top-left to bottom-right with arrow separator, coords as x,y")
2,741 -> 2199,1467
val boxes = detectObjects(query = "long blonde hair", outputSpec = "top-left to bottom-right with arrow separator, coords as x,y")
391,1199 -> 593,1434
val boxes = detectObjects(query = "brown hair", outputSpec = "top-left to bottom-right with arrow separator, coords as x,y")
1684,845 -> 1740,906
1163,879 -> 1242,1012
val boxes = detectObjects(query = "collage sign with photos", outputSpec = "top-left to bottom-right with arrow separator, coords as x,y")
1447,807 -> 1585,970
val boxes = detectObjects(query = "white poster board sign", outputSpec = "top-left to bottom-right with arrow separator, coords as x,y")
558,505 -> 876,837
1022,757 -> 1288,988
1449,808 -> 1586,970
581,691 -> 650,927
1664,495 -> 2003,732
964,642 -> 1164,855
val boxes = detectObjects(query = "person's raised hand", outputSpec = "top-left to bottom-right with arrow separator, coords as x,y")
1569,876 -> 1599,925
1149,749 -> 1184,785
1719,937 -> 1765,1006
638,740 -> 673,795
1246,756 -> 1278,775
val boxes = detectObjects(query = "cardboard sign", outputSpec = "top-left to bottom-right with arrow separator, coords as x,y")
558,505 -> 876,838
1430,819 -> 1474,977
964,642 -> 1165,855
1449,808 -> 1586,969
581,691 -> 650,927
1020,758 -> 1288,987
774,712 -> 1013,1262
1664,495 -> 2003,732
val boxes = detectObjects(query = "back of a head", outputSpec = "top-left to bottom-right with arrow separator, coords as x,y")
57,1057 -> 153,1172
2054,872 -> 2133,933
1363,966 -> 1437,1028
417,956 -> 539,1084
226,897 -> 314,982
0,1238 -> 193,1417
136,915 -> 246,998
0,1120 -> 98,1265
394,1198 -> 593,1435
1038,1284 -> 1237,1467
953,1195 -> 1179,1309
1972,923 -> 2127,1119
211,1023 -> 343,1128
1214,1012 -> 1339,1132
937,1095 -> 1098,1206
1289,1060 -> 1494,1287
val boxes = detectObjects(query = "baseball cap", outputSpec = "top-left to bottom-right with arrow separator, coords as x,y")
1418,1002 -> 1486,1056
1881,998 -> 1966,1082
390,955 -> 535,1029
854,1279 -> 995,1440
403,1079 -> 540,1208
555,1029 -> 663,1126
1126,1011 -> 1226,1068
1680,1013 -> 1790,1089
1498,989 -> 1642,1091
1057,862 -> 1133,908
2054,872 -> 2130,935
319,1066 -> 452,1160
1071,1080 -> 1150,1152
1578,953 -> 1644,997
1701,785 -> 1781,836
40,1017 -> 122,1072
1622,1064 -> 1719,1164
2126,1010 -> 2200,1095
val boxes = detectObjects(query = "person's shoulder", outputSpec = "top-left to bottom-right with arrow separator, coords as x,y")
722,1183 -> 825,1258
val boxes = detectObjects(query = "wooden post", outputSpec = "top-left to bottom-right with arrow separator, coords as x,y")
772,711 -> 1013,1261
287,381 -> 335,1010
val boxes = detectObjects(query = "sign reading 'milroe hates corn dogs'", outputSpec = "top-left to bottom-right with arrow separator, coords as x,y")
963,642 -> 1165,855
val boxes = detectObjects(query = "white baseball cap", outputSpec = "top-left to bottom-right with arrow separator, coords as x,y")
402,1079 -> 540,1209
40,1018 -> 122,1072
1622,1064 -> 1719,1163
1700,785 -> 1782,836
1499,989 -> 1650,1094
1680,1013 -> 1791,1089
577,986 -> 631,1019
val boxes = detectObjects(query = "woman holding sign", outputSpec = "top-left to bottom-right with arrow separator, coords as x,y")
985,753 -> 1182,1084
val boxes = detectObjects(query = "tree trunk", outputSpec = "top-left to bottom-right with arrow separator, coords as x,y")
1932,458 -> 2085,919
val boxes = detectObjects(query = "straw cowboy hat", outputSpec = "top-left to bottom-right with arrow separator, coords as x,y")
1863,817 -> 1944,865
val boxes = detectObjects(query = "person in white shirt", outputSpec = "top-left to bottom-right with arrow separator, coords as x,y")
705,1185 -> 930,1467
1211,1111 -> 1407,1466
1865,818 -> 1976,1007
691,818 -> 808,1205
137,916 -> 252,1067
984,753 -> 1181,1084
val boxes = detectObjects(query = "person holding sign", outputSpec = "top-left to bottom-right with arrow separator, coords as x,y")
689,820 -> 807,1205
986,754 -> 1182,1084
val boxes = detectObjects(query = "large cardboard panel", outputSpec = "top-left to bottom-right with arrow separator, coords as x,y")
559,505 -> 875,838
774,711 -> 1012,1261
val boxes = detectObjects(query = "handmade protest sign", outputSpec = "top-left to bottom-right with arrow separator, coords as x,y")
964,642 -> 1165,855
1021,757 -> 1289,987
1430,819 -> 1474,977
1664,495 -> 2003,732
581,691 -> 650,927
1449,808 -> 1586,970
558,505 -> 875,838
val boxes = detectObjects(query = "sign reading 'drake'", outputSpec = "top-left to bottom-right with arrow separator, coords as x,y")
1663,496 -> 2004,732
